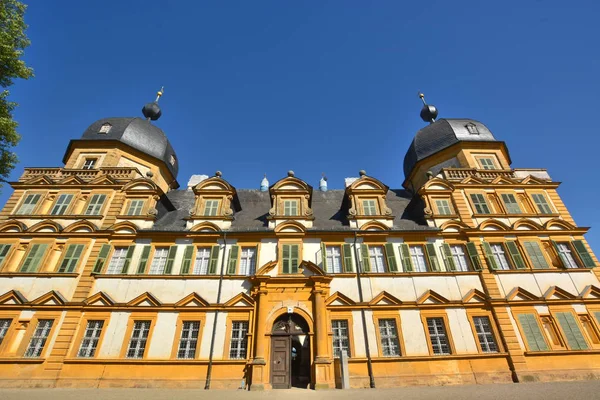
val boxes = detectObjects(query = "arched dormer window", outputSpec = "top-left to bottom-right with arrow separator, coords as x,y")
99,123 -> 112,134
465,123 -> 478,135
345,174 -> 394,229
188,175 -> 240,230
268,172 -> 314,229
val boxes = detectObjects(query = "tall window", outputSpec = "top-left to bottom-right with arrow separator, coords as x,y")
523,241 -> 549,269
332,320 -> 350,358
426,317 -> 450,355
77,320 -> 104,358
532,194 -> 552,214
281,244 -> 300,274
362,199 -> 378,216
193,247 -> 211,275
472,316 -> 498,353
99,123 -> 112,134
466,123 -> 479,134
229,321 -> 248,359
283,200 -> 299,216
126,321 -> 151,359
368,245 -> 387,273
82,158 -> 97,170
126,200 -> 145,216
410,245 -> 428,272
106,247 -> 128,274
490,244 -> 511,270
0,319 -> 11,345
470,194 -> 491,214
24,319 -> 53,358
378,319 -> 401,357
84,194 -> 106,215
435,199 -> 452,215
16,194 -> 41,215
203,200 -> 220,216
149,247 -> 169,275
57,244 -> 85,273
239,247 -> 256,276
501,194 -> 521,214
556,243 -> 579,269
450,245 -> 470,271
325,246 -> 342,274
50,194 -> 73,215
20,244 -> 48,273
478,157 -> 496,170
177,321 -> 200,359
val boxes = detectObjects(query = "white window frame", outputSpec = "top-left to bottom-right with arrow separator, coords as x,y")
148,247 -> 169,275
16,193 -> 41,215
203,200 -> 220,216
239,247 -> 256,276
470,194 -> 491,214
24,319 -> 53,358
450,245 -> 470,271
490,244 -> 511,270
478,157 -> 497,170
332,319 -> 350,358
82,158 -> 97,170
126,199 -> 145,216
283,200 -> 299,216
177,321 -> 200,359
557,243 -> 579,269
106,247 -> 128,275
84,194 -> 106,215
193,247 -> 211,275
0,319 -> 11,345
378,319 -> 401,357
362,199 -> 378,216
501,193 -> 522,214
325,245 -> 342,274
473,316 -> 498,353
77,320 -> 104,358
369,245 -> 387,273
126,320 -> 151,359
435,199 -> 452,215
229,321 -> 248,359
50,194 -> 73,215
427,317 -> 450,355
410,245 -> 428,272
532,193 -> 553,214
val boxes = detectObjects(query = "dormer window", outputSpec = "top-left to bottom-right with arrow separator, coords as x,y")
362,199 -> 378,216
82,158 -> 97,170
466,123 -> 478,134
203,199 -> 220,216
99,123 -> 112,134
170,155 -> 177,166
283,199 -> 299,216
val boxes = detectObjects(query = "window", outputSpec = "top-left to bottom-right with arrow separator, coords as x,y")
0,319 -> 11,345
501,194 -> 521,214
203,200 -> 220,216
470,194 -> 491,214
555,312 -> 589,350
126,321 -> 151,359
325,246 -> 342,274
229,321 -> 248,359
523,241 -> 549,269
149,247 -> 169,275
106,247 -> 129,274
555,243 -> 579,269
99,123 -> 112,134
450,245 -> 470,271
193,247 -> 211,275
0,244 -> 11,270
126,200 -> 145,216
16,194 -> 41,215
57,244 -> 85,273
466,123 -> 479,134
517,314 -> 549,351
239,247 -> 256,276
20,244 -> 48,273
77,320 -> 104,358
177,321 -> 200,359
332,320 -> 350,358
169,154 -> 177,166
490,244 -> 511,270
472,316 -> 498,353
409,245 -> 428,272
435,199 -> 453,215
362,199 -> 378,216
426,317 -> 451,355
82,158 -> 97,170
282,244 -> 300,274
378,319 -> 401,356
50,194 -> 73,215
24,319 -> 53,358
84,194 -> 106,215
368,245 -> 387,273
283,200 -> 299,216
532,193 -> 553,214
478,157 -> 497,170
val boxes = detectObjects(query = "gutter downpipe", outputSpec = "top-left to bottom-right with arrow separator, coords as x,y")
353,231 -> 376,388
205,231 -> 227,389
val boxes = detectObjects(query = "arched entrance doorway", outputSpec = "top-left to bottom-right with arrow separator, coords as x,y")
270,313 -> 311,389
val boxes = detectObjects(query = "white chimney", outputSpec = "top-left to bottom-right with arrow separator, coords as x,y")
187,174 -> 209,190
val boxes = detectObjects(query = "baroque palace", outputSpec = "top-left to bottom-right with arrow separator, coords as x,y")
0,92 -> 599,390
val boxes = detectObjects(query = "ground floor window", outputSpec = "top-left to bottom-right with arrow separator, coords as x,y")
332,319 -> 350,357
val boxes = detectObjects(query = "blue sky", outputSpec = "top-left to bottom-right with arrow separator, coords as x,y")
7,1 -> 600,250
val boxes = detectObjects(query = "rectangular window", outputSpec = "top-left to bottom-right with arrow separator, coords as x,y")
193,247 -> 212,275
501,194 -> 521,214
410,245 -> 428,272
555,312 -> 589,350
517,313 -> 549,351
84,194 -> 106,215
556,243 -> 580,269
282,244 -> 300,274
177,321 -> 200,359
20,244 -> 49,273
470,194 -> 491,214
16,194 -> 41,215
57,244 -> 85,273
126,320 -> 151,359
148,247 -> 169,275
450,245 -> 470,271
332,320 -> 350,358
368,245 -> 387,273
523,241 -> 549,269
427,317 -> 451,355
532,193 -> 553,214
435,199 -> 452,215
0,319 -> 11,345
24,319 -> 53,358
126,200 -> 145,216
229,321 -> 248,359
362,199 -> 378,216
473,316 -> 498,353
490,244 -> 511,270
77,320 -> 104,358
325,246 -> 342,274
106,247 -> 128,275
203,200 -> 220,216
478,157 -> 497,170
0,244 -> 11,270
283,200 -> 299,216
50,194 -> 73,215
239,247 -> 257,276
378,319 -> 401,357
82,158 -> 97,170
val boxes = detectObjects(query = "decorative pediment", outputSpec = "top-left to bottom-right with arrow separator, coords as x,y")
24,175 -> 55,185
83,291 -> 115,306
189,221 -> 221,232
224,292 -> 254,307
127,292 -> 161,307
175,292 -> 210,307
274,221 -> 306,234
107,221 -> 138,234
543,286 -> 576,300
63,220 -> 97,233
491,176 -> 518,185
417,290 -> 450,305
345,174 -> 393,219
506,287 -> 540,301
255,260 -> 278,275
191,175 -> 241,219
580,285 -> 600,299
57,175 -> 85,185
299,260 -> 326,276
123,178 -> 159,192
512,219 -> 542,231
347,175 -> 389,192
439,220 -> 470,232
359,221 -> 390,231
460,176 -> 487,185
462,289 -> 488,303
0,290 -> 28,305
325,291 -> 356,306
544,219 -> 576,231
28,220 -> 62,233
369,291 -> 402,306
89,175 -> 118,186
31,290 -> 67,306
521,175 -> 549,185
268,174 -> 313,219
0,220 -> 27,232
421,178 -> 454,192
478,219 -> 510,231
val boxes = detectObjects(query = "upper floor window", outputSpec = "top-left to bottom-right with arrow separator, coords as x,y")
434,199 -> 453,215
82,158 -> 97,170
449,244 -> 470,271
16,193 -> 41,215
466,123 -> 479,134
531,193 -> 553,214
193,247 -> 212,275
478,157 -> 497,170
84,194 -> 106,215
325,245 -> 342,274
57,244 -> 85,273
501,194 -> 522,214
555,242 -> 579,269
98,123 -> 112,134
50,194 -> 73,215
362,199 -> 378,216
283,199 -> 299,216
368,245 -> 387,273
409,245 -> 428,272
20,243 -> 49,273
239,247 -> 257,276
149,247 -> 170,275
126,199 -> 145,216
489,243 -> 511,270
523,241 -> 549,269
203,200 -> 220,217
170,154 -> 177,166
281,243 -> 300,274
470,194 -> 491,214
106,247 -> 129,274
0,319 -> 11,345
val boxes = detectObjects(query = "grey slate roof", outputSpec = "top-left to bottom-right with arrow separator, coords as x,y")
148,189 -> 435,232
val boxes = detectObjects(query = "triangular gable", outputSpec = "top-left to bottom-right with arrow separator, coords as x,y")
491,176 -> 518,185
31,290 -> 67,306
460,176 -> 487,185
83,291 -> 115,306
255,260 -> 278,275
175,292 -> 210,307
462,289 -> 488,303
223,292 -> 254,307
0,290 -> 28,305
88,175 -> 117,186
521,175 -> 548,185
506,287 -> 540,301
299,260 -> 326,276
543,286 -> 576,300
127,292 -> 161,307
57,175 -> 85,185
417,290 -> 450,305
580,285 -> 600,299
325,291 -> 356,307
369,291 -> 402,306
24,175 -> 55,185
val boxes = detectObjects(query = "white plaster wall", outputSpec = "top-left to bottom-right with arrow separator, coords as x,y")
496,272 -> 599,298
199,311 -> 227,359
0,277 -> 79,301
412,276 -> 471,301
147,312 -> 178,358
568,271 -> 600,295
258,239 -> 277,273
495,274 -> 542,298
446,308 -> 478,353
363,310 -> 378,356
303,239 -> 321,265
351,310 -> 366,357
98,312 -> 130,357
43,310 -> 66,357
506,306 -> 525,350
399,310 -> 429,356
534,305 -> 549,314
19,310 -> 35,319
573,304 -> 588,313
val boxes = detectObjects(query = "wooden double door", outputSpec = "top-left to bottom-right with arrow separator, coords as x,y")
271,335 -> 291,389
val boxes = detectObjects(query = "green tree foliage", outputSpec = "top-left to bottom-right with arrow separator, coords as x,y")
0,0 -> 33,184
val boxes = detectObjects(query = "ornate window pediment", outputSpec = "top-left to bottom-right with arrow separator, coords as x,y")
188,175 -> 240,230
268,173 -> 313,229
344,174 -> 393,228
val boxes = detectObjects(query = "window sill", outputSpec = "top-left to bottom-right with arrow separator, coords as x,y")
472,213 -> 560,218
0,357 -> 45,364
524,349 -> 600,356
7,214 -> 103,220
116,215 -> 156,220
492,268 -> 591,274
360,271 -> 480,277
0,272 -> 78,278
348,353 -> 508,362
92,273 -> 247,279
63,358 -> 248,365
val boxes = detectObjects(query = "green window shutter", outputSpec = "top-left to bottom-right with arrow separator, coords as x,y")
58,244 -> 84,273
384,243 -> 398,272
92,244 -> 111,274
290,244 -> 299,273
425,243 -> 440,272
342,244 -> 353,272
0,244 -> 12,270
208,245 -> 220,274
121,246 -> 136,274
399,243 -> 413,272
441,243 -> 456,271
551,241 -> 569,268
505,241 -> 527,269
20,244 -> 48,273
227,245 -> 239,274
517,313 -> 549,351
282,244 -> 290,274
594,312 -> 600,327
466,242 -> 483,271
163,246 -> 178,274
321,243 -> 327,272
572,240 -> 596,268
481,242 -> 498,271
556,312 -> 589,350
136,245 -> 151,274
523,241 -> 549,269
180,245 -> 194,275
360,244 -> 371,272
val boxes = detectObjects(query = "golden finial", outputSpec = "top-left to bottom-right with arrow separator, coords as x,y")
155,86 -> 164,103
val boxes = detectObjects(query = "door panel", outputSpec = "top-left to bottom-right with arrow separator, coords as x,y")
271,336 -> 290,389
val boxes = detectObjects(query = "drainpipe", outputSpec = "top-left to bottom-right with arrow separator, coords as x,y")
205,232 -> 227,389
353,231 -> 376,388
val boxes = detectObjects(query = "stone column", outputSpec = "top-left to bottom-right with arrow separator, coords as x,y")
313,281 -> 332,390
250,281 -> 268,391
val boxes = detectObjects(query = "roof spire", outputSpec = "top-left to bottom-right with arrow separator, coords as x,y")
418,92 -> 438,124
155,86 -> 164,103
260,174 -> 269,192
142,86 -> 164,122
